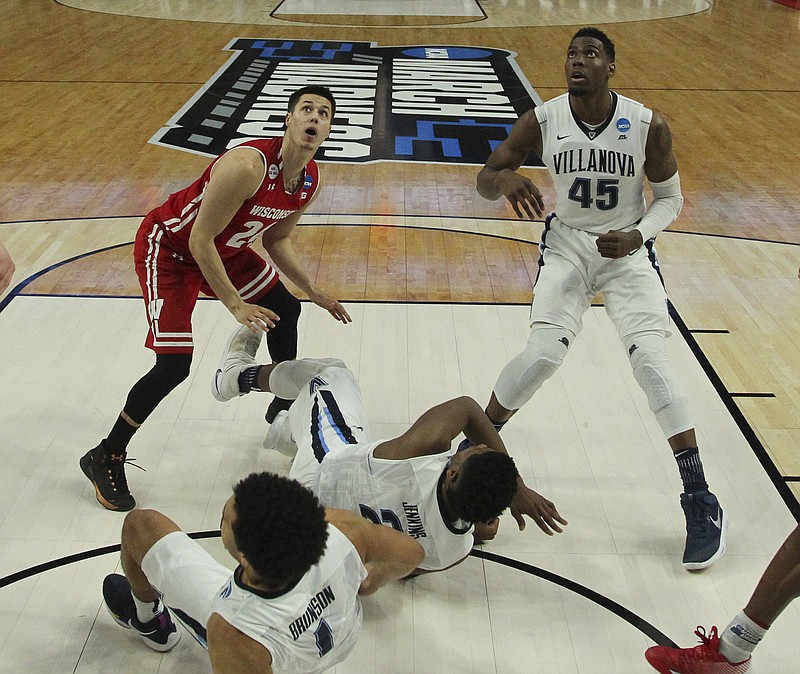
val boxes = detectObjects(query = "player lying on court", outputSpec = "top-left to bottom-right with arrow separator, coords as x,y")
473,26 -> 725,570
212,326 -> 568,572
81,85 -> 351,513
102,471 -> 423,673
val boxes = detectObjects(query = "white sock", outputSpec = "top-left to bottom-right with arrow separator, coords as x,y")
133,594 -> 163,624
719,610 -> 767,663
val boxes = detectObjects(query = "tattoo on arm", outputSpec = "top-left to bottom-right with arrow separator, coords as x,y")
653,121 -> 672,158
646,113 -> 678,181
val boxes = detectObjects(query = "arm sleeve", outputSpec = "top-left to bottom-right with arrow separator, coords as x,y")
635,171 -> 684,242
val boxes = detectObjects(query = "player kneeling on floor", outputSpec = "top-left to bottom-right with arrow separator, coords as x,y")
102,471 -> 423,673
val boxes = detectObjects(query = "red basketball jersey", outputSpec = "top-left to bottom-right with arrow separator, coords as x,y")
149,137 -> 320,260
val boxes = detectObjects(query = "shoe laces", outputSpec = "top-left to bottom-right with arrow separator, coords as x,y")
683,494 -> 711,537
680,625 -> 722,661
105,453 -> 145,493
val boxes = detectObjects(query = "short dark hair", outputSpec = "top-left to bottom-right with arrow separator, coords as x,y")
572,27 -> 615,63
231,472 -> 328,587
450,452 -> 519,523
288,85 -> 336,117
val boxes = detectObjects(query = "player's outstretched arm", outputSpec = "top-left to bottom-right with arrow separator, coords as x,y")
374,396 -> 502,460
327,508 -> 425,593
262,200 -> 352,324
207,612 -> 274,674
189,148 -> 279,332
476,110 -> 545,219
374,397 -> 568,535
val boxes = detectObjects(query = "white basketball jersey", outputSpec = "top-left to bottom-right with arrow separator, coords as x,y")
210,524 -> 367,674
313,444 -> 474,571
536,91 -> 652,233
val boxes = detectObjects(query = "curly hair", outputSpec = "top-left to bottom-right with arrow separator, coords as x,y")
572,27 -> 615,63
288,85 -> 336,117
449,451 -> 519,523
231,472 -> 328,588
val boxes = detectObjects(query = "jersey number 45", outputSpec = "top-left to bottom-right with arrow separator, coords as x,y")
568,177 -> 619,210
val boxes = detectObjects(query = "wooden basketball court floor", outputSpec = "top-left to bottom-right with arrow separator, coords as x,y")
1,1 -> 799,672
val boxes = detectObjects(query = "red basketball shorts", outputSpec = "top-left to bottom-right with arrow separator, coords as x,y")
134,217 -> 279,354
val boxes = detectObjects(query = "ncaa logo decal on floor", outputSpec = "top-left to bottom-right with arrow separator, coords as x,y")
150,39 -> 545,166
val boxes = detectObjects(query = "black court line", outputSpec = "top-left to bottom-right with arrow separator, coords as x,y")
0,530 -> 676,648
729,392 -> 777,398
617,87 -> 800,94
0,530 -> 220,589
785,477 -> 800,482
14,293 -> 535,309
669,301 -> 800,520
689,329 -> 730,334
2,214 -> 799,248
470,548 -> 677,648
0,79 -> 208,85
0,216 -> 141,225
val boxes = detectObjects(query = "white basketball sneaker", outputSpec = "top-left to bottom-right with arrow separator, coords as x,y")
212,325 -> 263,402
263,410 -> 297,456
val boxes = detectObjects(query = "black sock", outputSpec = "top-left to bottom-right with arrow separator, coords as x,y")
675,447 -> 708,493
487,416 -> 507,434
459,415 -> 507,453
238,365 -> 263,393
105,415 -> 137,454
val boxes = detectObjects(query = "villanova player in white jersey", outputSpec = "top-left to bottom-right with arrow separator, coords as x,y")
475,27 -> 725,570
211,331 -> 568,570
101,472 -> 423,673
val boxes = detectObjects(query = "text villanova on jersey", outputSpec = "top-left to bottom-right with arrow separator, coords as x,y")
150,39 -> 544,167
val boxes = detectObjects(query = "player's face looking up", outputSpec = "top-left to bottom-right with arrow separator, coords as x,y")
565,37 -> 615,96
285,94 -> 333,151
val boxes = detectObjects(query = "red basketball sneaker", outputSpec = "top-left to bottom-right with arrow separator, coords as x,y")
645,626 -> 751,673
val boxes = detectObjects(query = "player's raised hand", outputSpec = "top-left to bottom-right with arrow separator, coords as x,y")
511,482 -> 568,535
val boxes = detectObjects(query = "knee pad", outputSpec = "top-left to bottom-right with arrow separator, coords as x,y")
625,331 -> 692,437
493,325 -> 572,411
269,358 -> 347,400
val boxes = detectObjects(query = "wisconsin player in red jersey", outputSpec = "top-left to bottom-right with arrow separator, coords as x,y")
81,86 -> 351,511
